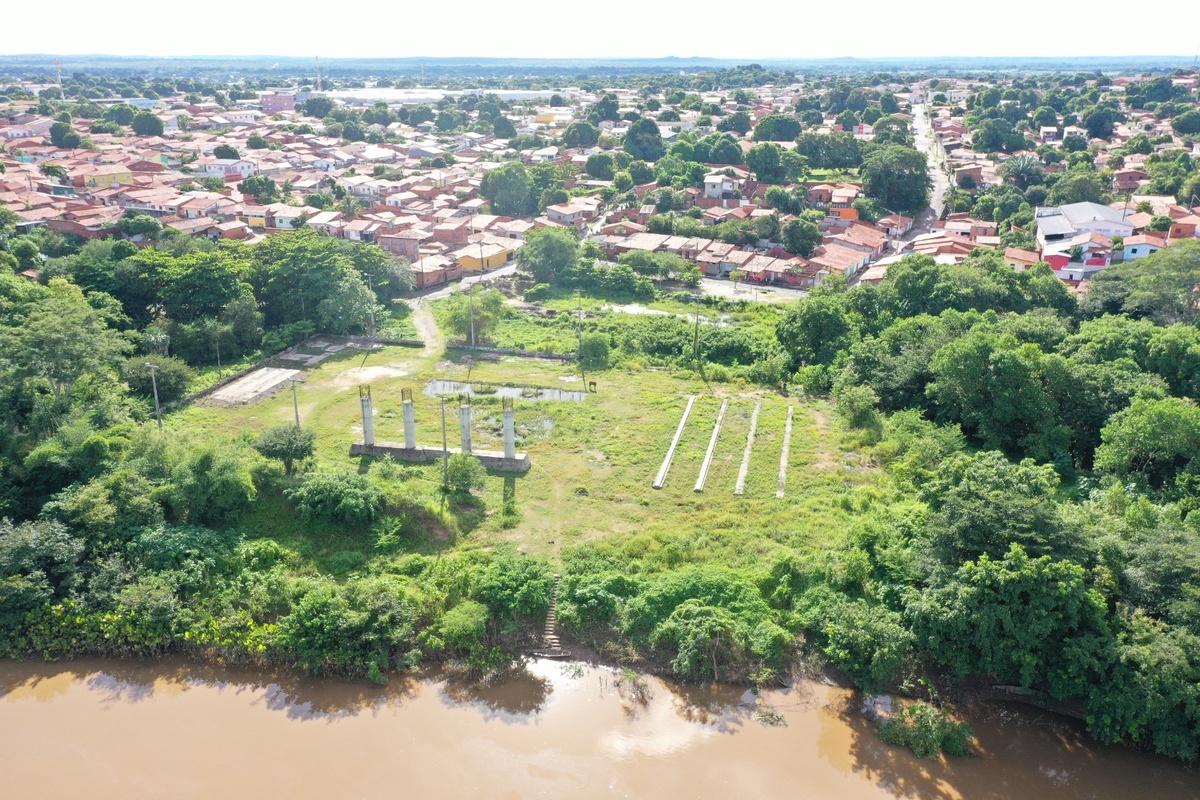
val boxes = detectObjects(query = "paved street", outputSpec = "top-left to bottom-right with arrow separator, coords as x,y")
911,102 -> 951,235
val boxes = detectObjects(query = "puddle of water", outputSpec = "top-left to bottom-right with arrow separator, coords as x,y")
423,380 -> 585,403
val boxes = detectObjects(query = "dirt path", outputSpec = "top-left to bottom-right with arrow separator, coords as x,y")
407,300 -> 444,357
811,407 -> 837,470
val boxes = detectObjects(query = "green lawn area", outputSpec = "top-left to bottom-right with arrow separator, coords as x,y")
172,309 -> 882,573
807,168 -> 861,183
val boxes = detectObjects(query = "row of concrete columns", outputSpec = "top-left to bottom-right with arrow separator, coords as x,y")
360,385 -> 516,458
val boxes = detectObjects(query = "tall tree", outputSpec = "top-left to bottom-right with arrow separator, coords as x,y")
479,162 -> 532,217
623,118 -> 665,162
0,278 -> 131,403
516,227 -> 579,284
861,146 -> 931,216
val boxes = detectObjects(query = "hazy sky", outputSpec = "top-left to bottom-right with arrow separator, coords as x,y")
7,0 -> 1198,61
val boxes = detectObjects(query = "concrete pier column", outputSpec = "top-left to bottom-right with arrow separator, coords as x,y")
503,400 -> 516,460
359,386 -> 375,446
401,389 -> 416,449
459,404 -> 472,453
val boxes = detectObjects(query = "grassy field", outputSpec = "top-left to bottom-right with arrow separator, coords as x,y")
174,308 -> 884,573
807,168 -> 861,183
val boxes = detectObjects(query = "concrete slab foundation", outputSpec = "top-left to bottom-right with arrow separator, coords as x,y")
350,441 -> 530,472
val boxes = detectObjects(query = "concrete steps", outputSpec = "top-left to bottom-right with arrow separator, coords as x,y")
533,574 -> 569,658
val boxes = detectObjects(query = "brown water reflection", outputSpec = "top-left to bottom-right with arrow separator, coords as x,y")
1,657 -> 1196,799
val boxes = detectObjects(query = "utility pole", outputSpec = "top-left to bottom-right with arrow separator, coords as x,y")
440,397 -> 449,490
468,282 -> 476,347
692,306 -> 701,367
145,363 -> 163,430
366,278 -> 377,338
290,379 -> 302,427
576,290 -> 585,384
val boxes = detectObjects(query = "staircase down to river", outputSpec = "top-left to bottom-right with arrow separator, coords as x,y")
534,574 -> 570,658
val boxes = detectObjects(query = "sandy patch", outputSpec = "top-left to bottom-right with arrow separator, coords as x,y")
332,365 -> 409,388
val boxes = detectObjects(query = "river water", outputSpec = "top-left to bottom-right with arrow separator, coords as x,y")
1,657 -> 1195,799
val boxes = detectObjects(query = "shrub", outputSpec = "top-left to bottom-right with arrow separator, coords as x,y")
444,453 -> 485,499
436,599 -> 490,654
288,471 -> 384,525
834,383 -> 882,439
793,364 -> 831,395
579,332 -> 610,370
121,355 -> 195,404
524,283 -> 552,302
253,425 -> 316,475
878,701 -> 974,759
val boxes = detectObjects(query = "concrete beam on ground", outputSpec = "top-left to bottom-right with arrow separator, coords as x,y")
694,398 -> 729,493
776,405 -> 794,499
653,395 -> 696,489
734,402 -> 761,496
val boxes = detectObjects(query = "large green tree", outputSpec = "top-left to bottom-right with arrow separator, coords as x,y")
0,279 -> 131,403
479,162 -> 533,217
130,112 -> 164,137
516,227 -> 579,284
860,145 -> 931,216
1094,396 -> 1200,490
623,118 -> 665,162
781,218 -> 822,258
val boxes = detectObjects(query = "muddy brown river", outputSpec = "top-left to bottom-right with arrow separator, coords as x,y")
1,657 -> 1195,799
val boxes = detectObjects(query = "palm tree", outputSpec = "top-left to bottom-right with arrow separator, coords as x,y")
998,153 -> 1044,190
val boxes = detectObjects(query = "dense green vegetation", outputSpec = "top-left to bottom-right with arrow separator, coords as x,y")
3,89 -> 1200,765
7,239 -> 1200,762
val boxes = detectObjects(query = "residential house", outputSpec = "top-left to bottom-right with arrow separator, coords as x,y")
1004,247 -> 1042,270
827,222 -> 888,259
809,241 -> 871,280
198,158 -> 257,180
410,254 -> 462,289
450,239 -> 515,272
82,164 -> 135,190
545,201 -> 593,230
1035,202 -> 1134,248
260,93 -> 296,114
379,228 -> 429,261
877,214 -> 914,237
703,173 -> 740,201
1121,234 -> 1166,260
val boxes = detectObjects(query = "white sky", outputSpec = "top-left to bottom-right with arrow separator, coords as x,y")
6,0 -> 1197,61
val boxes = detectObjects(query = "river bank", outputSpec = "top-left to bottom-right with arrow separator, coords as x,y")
2,655 -> 1196,799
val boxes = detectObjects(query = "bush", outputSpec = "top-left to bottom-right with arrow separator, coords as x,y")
261,320 -> 315,353
524,283 -> 552,302
834,383 -> 882,439
288,471 -> 384,525
435,599 -> 490,654
121,355 -> 195,404
444,453 -> 485,499
579,332 -> 610,370
253,425 -> 316,475
878,701 -> 974,759
793,364 -> 831,396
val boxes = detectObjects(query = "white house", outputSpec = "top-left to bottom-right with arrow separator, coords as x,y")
198,158 -> 257,179
703,173 -> 739,200
1035,202 -> 1134,248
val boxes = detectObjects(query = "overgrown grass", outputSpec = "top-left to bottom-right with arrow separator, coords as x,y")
379,302 -> 419,339
175,308 -> 883,577
188,351 -> 270,394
